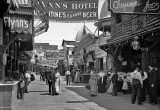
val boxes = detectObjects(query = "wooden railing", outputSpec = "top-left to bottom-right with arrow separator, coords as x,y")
111,15 -> 160,39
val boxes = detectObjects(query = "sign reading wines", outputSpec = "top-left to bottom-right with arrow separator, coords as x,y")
110,0 -> 160,14
33,0 -> 98,22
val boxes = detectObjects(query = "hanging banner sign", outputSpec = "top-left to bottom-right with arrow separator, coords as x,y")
3,15 -> 32,34
33,0 -> 98,22
110,0 -> 160,14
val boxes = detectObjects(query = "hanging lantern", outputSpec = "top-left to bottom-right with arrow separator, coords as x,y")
30,58 -> 35,64
131,36 -> 141,50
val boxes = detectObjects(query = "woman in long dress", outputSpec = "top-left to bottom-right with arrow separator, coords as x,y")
98,71 -> 107,93
89,69 -> 98,96
107,70 -> 114,94
55,69 -> 61,95
74,69 -> 80,83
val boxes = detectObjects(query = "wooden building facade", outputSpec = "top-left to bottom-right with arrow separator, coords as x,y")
102,14 -> 160,72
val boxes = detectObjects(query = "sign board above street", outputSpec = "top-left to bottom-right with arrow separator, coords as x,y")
3,14 -> 32,34
33,0 -> 98,22
110,0 -> 160,14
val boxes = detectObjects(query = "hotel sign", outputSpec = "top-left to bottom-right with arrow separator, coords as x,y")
33,0 -> 98,22
110,0 -> 160,14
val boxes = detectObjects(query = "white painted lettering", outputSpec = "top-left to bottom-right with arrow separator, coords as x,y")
55,3 -> 61,9
143,0 -> 159,12
72,4 -> 78,9
63,3 -> 67,9
25,21 -> 29,28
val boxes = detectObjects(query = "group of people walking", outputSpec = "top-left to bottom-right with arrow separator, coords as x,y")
65,68 -> 81,85
88,65 -> 160,105
40,67 -> 61,96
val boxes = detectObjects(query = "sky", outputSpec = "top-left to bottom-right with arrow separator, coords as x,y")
34,0 -> 107,49
34,22 -> 97,49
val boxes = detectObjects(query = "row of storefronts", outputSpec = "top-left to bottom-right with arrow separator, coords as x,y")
0,0 -> 49,109
72,0 -> 160,83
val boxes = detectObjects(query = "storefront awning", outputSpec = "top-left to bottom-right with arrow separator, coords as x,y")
33,0 -> 49,37
9,8 -> 33,15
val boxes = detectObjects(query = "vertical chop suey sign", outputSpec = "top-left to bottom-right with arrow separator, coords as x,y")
34,0 -> 98,22
110,0 -> 160,14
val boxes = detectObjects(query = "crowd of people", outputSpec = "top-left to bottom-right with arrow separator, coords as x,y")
88,65 -> 160,105
65,68 -> 81,85
15,64 -> 159,106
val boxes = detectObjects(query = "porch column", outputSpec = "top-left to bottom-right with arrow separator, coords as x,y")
0,46 -> 5,83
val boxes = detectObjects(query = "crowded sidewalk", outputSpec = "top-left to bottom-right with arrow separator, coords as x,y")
67,82 -> 160,110
13,75 -> 106,110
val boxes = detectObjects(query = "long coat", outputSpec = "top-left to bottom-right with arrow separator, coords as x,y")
48,71 -> 56,84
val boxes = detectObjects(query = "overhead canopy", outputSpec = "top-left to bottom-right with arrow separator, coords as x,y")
33,0 -> 49,37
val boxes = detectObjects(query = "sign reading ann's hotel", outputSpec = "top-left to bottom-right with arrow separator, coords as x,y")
110,0 -> 160,14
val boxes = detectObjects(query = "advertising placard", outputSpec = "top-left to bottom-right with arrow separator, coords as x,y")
110,0 -> 160,14
33,0 -> 98,22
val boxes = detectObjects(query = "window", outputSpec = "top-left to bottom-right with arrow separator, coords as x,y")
116,14 -> 122,24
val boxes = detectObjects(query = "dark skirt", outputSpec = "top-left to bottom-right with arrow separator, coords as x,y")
98,79 -> 106,93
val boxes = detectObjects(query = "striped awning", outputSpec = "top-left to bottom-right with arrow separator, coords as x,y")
9,8 -> 33,15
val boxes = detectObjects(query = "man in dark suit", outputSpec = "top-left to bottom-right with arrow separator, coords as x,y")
148,65 -> 158,104
48,69 -> 56,96
111,68 -> 118,96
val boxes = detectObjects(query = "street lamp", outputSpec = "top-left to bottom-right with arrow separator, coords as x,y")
131,36 -> 141,50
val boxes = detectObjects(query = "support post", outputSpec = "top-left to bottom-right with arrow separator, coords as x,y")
0,46 -> 5,83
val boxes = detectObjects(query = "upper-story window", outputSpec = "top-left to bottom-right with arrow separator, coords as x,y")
116,14 -> 122,24
72,51 -> 74,55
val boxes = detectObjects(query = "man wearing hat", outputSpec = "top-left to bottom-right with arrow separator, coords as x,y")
148,64 -> 158,104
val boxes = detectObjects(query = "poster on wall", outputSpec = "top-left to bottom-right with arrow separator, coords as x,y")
33,0 -> 98,22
